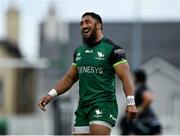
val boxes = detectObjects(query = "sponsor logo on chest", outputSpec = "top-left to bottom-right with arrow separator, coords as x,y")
78,66 -> 103,74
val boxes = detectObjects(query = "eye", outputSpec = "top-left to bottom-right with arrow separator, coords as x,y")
80,21 -> 83,26
85,20 -> 91,24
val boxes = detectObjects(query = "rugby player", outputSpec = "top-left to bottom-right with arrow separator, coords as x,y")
38,12 -> 137,135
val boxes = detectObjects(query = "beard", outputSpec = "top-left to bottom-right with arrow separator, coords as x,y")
82,27 -> 97,46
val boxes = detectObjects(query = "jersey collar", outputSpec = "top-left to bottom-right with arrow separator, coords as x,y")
86,37 -> 106,47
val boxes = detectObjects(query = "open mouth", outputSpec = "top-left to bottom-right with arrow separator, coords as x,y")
83,29 -> 90,34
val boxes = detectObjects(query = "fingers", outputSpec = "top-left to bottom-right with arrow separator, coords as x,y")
38,95 -> 53,112
127,112 -> 136,122
129,111 -> 137,119
38,97 -> 48,112
38,99 -> 46,111
126,106 -> 137,120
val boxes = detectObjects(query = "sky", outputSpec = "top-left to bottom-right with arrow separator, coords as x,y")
0,0 -> 180,60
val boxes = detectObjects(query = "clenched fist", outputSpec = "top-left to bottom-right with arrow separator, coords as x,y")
38,94 -> 53,111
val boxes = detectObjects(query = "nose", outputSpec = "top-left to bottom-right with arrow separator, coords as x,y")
81,22 -> 88,29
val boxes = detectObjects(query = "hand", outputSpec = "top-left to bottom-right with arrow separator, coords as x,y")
38,94 -> 53,112
126,105 -> 137,120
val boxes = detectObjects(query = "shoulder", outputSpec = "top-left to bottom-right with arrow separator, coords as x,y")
76,44 -> 85,49
74,44 -> 85,53
102,38 -> 126,58
103,38 -> 124,49
102,38 -> 126,55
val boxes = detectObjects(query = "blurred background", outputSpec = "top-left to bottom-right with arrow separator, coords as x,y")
0,0 -> 180,135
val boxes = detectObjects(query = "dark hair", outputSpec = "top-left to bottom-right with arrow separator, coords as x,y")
82,12 -> 103,30
134,68 -> 147,83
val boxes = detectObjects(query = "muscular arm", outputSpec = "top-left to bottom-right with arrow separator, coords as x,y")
114,63 -> 134,96
114,63 -> 137,119
38,65 -> 78,111
109,44 -> 137,118
54,65 -> 78,95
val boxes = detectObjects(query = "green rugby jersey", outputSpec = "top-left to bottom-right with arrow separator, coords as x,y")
72,37 -> 128,105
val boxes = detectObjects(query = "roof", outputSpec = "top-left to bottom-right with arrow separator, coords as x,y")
141,57 -> 180,83
0,58 -> 49,69
0,40 -> 22,57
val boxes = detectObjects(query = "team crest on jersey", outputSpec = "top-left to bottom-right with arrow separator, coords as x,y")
95,51 -> 105,60
97,52 -> 104,57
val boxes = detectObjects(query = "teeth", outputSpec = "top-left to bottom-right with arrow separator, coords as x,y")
84,29 -> 90,33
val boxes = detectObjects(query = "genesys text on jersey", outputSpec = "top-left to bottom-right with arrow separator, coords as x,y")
78,66 -> 103,74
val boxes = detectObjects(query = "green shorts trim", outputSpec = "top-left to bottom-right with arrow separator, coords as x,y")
74,100 -> 118,127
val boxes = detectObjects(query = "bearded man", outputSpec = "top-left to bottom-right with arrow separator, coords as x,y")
38,12 -> 137,135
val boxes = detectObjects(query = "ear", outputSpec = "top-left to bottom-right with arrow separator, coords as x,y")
96,23 -> 102,30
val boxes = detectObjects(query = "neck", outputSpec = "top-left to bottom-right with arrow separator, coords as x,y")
96,31 -> 104,42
